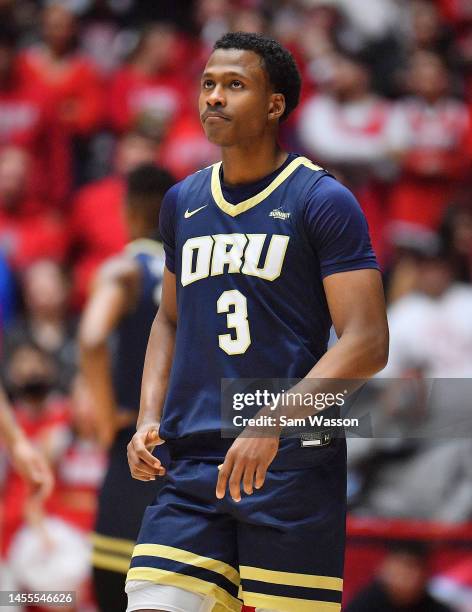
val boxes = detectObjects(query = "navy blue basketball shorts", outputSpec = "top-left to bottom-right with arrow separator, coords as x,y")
126,447 -> 346,612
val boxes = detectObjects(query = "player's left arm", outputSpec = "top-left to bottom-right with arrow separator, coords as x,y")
79,256 -> 140,448
317,268 -> 388,375
216,177 -> 389,502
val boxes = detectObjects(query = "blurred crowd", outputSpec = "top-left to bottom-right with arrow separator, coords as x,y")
0,0 -> 472,610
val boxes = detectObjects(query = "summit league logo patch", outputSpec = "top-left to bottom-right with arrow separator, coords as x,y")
269,207 -> 291,220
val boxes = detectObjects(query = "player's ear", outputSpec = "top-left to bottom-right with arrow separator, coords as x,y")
268,93 -> 285,122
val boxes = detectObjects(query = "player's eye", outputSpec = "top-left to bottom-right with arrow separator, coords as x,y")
202,79 -> 214,89
230,80 -> 244,89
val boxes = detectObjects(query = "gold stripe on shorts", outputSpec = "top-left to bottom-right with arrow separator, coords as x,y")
239,565 -> 343,591
244,591 -> 341,612
132,543 -> 240,586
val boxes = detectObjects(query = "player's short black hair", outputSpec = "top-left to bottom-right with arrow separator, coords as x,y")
213,32 -> 301,122
126,163 -> 175,224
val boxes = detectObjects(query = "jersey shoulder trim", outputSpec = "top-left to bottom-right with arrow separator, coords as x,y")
210,156 -> 324,218
297,157 -> 325,173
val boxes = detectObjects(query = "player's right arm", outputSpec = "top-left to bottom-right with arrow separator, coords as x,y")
127,182 -> 180,481
127,266 -> 177,481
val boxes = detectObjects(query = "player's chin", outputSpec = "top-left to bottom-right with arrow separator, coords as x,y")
203,125 -> 235,146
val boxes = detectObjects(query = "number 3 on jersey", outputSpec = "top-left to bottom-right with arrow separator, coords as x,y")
217,290 -> 251,355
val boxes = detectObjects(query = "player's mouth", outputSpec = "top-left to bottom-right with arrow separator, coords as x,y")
202,110 -> 231,122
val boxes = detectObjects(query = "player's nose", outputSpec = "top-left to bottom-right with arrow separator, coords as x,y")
207,84 -> 226,107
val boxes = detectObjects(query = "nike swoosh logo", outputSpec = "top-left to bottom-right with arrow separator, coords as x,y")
184,205 -> 208,219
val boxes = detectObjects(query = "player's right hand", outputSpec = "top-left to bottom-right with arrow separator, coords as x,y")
127,423 -> 166,481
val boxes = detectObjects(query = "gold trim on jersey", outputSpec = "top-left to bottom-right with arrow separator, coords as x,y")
243,591 -> 341,612
210,156 -> 323,217
126,567 -> 242,612
131,543 -> 240,587
239,566 -> 343,591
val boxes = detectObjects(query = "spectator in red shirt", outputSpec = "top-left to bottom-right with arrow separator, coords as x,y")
20,3 -> 104,187
389,50 -> 471,231
0,341 -> 70,558
21,3 -> 104,139
68,130 -> 160,307
1,351 -> 105,611
49,374 -> 107,534
108,23 -> 187,139
0,24 -> 69,206
0,147 -> 67,271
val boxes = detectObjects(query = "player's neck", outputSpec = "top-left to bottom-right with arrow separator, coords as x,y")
220,141 -> 288,187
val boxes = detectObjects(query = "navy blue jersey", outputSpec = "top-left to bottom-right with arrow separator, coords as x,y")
112,239 -> 164,412
158,154 -> 378,465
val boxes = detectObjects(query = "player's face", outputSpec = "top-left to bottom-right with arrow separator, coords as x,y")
199,48 -> 276,146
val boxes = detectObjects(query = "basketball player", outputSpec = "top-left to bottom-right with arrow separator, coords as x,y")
79,164 -> 174,611
126,33 -> 389,612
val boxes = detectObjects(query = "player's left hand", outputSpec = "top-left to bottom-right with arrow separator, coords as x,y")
216,435 -> 279,502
